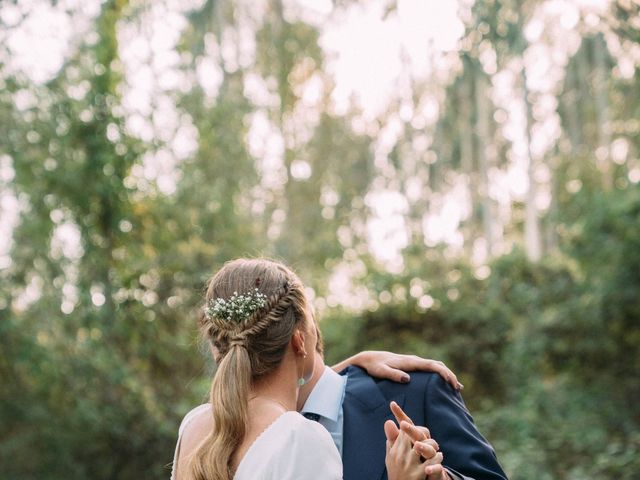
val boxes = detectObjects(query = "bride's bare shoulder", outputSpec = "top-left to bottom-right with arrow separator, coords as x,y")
175,404 -> 213,479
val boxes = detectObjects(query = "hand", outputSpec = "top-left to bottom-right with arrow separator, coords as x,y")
334,351 -> 462,390
413,437 -> 448,480
385,428 -> 427,480
385,402 -> 450,480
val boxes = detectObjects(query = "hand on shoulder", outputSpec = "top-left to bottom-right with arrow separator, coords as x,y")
333,351 -> 463,390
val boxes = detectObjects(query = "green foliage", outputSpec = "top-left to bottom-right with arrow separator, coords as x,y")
1,0 -> 639,479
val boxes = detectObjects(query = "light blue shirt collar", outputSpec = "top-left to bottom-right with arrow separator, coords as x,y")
301,366 -> 346,423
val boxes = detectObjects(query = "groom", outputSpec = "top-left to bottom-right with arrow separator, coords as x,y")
298,345 -> 507,480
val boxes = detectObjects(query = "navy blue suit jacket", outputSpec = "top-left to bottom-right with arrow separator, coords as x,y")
340,366 -> 507,480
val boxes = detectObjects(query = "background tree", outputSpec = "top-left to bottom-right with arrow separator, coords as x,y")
1,0 -> 639,478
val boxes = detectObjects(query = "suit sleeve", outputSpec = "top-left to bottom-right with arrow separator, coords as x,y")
423,375 -> 507,480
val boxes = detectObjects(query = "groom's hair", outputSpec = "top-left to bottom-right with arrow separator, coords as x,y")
313,316 -> 325,356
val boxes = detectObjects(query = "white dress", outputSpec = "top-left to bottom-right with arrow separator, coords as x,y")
171,406 -> 342,480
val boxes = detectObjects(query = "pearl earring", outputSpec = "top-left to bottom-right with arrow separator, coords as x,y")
298,351 -> 307,386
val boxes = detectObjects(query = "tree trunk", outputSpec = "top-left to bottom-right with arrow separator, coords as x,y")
511,25 -> 543,263
545,145 -> 560,253
521,62 -> 542,262
473,70 -> 495,259
459,72 -> 478,257
564,60 -> 583,154
593,34 -> 613,190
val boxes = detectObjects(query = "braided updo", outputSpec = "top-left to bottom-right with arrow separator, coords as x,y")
190,258 -> 310,480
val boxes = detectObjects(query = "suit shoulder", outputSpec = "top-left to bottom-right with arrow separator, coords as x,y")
406,371 -> 453,390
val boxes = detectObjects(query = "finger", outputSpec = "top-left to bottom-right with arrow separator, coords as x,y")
423,451 -> 443,466
424,463 -> 445,478
414,440 -> 438,460
384,419 -> 400,444
409,357 -> 461,390
414,438 -> 439,452
393,430 -> 413,453
390,401 -> 414,426
376,364 -> 411,384
400,421 -> 429,442
415,425 -> 432,439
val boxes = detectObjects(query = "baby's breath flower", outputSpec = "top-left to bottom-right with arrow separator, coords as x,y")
205,288 -> 267,323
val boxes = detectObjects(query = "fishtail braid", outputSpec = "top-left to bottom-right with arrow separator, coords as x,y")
228,281 -> 296,347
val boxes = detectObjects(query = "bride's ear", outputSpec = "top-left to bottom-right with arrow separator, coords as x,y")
291,329 -> 307,357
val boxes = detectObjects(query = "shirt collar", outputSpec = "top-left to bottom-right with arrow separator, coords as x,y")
301,366 -> 347,423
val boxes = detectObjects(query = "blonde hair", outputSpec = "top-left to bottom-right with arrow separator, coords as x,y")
189,258 -> 308,480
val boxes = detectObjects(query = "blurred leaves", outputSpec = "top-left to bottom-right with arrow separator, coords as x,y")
1,0 -> 639,479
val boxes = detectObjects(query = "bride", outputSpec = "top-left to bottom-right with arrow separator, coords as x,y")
172,258 -> 438,480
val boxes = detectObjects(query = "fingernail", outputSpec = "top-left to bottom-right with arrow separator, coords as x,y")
457,382 -> 464,390
401,374 -> 410,383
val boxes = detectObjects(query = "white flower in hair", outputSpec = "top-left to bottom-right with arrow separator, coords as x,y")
205,288 -> 268,323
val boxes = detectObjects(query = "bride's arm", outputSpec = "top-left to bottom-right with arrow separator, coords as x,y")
331,351 -> 463,390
